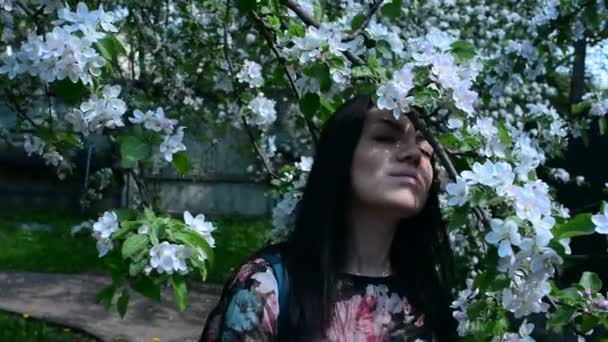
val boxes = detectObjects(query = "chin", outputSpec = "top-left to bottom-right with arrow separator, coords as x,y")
382,194 -> 426,217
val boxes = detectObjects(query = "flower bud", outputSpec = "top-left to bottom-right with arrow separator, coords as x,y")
594,299 -> 608,310
583,289 -> 592,298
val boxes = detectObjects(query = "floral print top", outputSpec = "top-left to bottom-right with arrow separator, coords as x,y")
200,255 -> 435,342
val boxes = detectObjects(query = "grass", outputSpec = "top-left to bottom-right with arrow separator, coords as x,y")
205,216 -> 272,284
0,210 -> 103,273
0,310 -> 100,342
0,208 -> 272,284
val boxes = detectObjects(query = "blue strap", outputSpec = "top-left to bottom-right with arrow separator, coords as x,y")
261,252 -> 288,333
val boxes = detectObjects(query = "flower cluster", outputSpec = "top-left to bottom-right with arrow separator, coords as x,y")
91,209 -> 216,277
66,85 -> 127,134
247,93 -> 277,128
0,3 -> 126,85
236,59 -> 263,88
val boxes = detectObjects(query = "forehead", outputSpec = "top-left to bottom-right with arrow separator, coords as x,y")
365,107 -> 415,132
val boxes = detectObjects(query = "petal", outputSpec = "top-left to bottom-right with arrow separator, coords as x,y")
498,240 -> 512,257
183,211 -> 193,225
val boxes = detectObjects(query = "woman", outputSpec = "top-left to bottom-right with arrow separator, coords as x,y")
200,95 -> 457,341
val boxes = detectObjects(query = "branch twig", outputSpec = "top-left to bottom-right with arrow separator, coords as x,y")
223,0 -> 279,180
280,0 -> 365,65
249,12 -> 320,146
342,0 -> 384,42
280,0 -> 490,228
415,114 -> 492,228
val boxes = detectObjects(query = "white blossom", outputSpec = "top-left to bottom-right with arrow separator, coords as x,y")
295,156 -> 313,172
149,241 -> 191,275
485,218 -> 522,257
236,59 -> 264,88
248,93 -> 277,127
592,203 -> 608,234
376,64 -> 415,119
23,134 -> 45,156
445,178 -> 469,206
92,211 -> 119,239
95,237 -> 113,257
183,211 -> 216,248
159,126 -> 187,162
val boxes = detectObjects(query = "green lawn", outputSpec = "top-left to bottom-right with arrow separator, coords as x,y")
0,210 -> 103,273
0,311 -> 100,342
0,209 -> 271,284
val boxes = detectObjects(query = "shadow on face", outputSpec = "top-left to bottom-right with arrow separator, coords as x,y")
350,107 -> 435,218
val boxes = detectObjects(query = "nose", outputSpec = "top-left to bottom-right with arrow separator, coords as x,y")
395,141 -> 421,165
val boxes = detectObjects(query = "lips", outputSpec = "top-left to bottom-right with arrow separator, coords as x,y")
388,170 -> 421,186
388,170 -> 419,178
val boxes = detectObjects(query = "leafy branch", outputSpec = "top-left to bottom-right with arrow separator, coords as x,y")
278,0 -> 490,227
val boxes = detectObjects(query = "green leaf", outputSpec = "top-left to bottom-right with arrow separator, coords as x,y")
375,40 -> 393,59
579,271 -> 602,292
413,67 -> 430,86
577,313 -> 599,333
56,132 -> 83,148
121,234 -> 149,259
129,257 -> 149,277
466,301 -> 484,320
449,205 -> 471,228
52,79 -> 89,105
547,306 -> 576,332
112,222 -> 139,240
438,133 -> 460,149
350,13 -> 366,32
304,63 -> 332,92
496,121 -> 511,145
120,136 -> 151,168
130,277 -> 161,302
599,117 -> 607,135
571,101 -> 590,115
173,230 -> 214,266
474,270 -> 510,292
171,274 -> 187,312
381,0 -> 402,20
581,129 -> 590,147
117,288 -> 130,318
172,151 -> 191,176
287,22 -> 305,37
555,286 -> 582,305
553,213 -> 595,239
114,208 -> 137,222
95,34 -> 125,61
450,40 -> 476,62
351,66 -> 374,79
237,0 -> 256,12
299,92 -> 320,119
96,285 -> 116,309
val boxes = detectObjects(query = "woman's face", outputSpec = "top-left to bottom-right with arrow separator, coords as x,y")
350,107 -> 435,218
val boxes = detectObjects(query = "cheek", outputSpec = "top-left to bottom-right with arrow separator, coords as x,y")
351,146 -> 386,193
420,160 -> 434,194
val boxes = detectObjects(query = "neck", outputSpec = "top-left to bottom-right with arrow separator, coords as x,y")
343,202 -> 400,277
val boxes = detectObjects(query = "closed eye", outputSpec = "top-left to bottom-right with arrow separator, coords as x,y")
373,135 -> 397,143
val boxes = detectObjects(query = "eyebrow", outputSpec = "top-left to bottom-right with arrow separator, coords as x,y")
374,118 -> 405,132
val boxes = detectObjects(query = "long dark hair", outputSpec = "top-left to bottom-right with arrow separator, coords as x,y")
273,95 -> 457,341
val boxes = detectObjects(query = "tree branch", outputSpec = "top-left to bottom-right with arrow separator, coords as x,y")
280,0 -> 365,65
282,0 -> 490,228
569,35 -> 587,112
409,110 -> 489,227
128,168 -> 151,208
249,12 -> 320,146
342,0 -> 384,42
223,0 -> 279,180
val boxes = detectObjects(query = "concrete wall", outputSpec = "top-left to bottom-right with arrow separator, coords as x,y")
0,105 -> 271,216
143,128 -> 272,217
